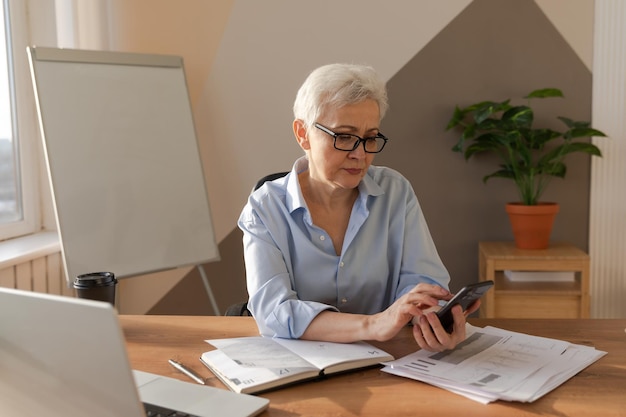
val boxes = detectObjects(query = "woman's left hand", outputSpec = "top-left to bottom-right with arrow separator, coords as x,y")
411,301 -> 479,352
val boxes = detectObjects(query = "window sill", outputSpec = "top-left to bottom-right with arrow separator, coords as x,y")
0,231 -> 61,270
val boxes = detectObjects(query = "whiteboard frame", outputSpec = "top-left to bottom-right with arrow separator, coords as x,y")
27,47 -> 220,294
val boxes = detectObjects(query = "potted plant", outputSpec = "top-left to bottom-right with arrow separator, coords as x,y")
446,88 -> 607,249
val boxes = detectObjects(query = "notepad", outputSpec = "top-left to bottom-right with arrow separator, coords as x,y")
200,337 -> 394,394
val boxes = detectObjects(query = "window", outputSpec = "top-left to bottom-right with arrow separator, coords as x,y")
0,1 -> 20,225
0,0 -> 41,240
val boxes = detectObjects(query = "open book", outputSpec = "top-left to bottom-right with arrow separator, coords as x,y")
200,337 -> 394,394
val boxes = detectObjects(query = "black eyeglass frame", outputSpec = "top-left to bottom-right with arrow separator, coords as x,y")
314,123 -> 388,153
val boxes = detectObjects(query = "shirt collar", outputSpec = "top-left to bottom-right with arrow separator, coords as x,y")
285,157 -> 307,213
286,156 -> 384,214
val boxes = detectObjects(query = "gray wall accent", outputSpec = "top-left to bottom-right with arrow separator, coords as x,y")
149,228 -> 247,315
376,0 -> 593,291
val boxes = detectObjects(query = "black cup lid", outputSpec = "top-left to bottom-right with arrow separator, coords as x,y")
73,272 -> 117,288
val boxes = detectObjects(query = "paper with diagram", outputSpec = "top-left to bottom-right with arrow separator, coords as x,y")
381,324 -> 605,403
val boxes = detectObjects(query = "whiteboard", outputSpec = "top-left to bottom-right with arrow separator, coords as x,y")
28,47 -> 219,284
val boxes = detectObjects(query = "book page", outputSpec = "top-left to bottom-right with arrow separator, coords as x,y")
273,338 -> 394,370
206,337 -> 393,372
200,349 -> 319,394
207,337 -> 315,369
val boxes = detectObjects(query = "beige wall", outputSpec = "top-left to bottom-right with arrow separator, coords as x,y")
107,0 -> 233,107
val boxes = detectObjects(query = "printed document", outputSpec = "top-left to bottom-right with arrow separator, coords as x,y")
381,324 -> 605,403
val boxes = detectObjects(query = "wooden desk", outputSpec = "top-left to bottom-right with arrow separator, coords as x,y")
121,316 -> 625,417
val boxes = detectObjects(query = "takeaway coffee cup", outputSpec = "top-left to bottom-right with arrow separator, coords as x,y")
73,272 -> 117,305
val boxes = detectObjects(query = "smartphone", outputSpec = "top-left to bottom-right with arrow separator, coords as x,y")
436,280 -> 494,333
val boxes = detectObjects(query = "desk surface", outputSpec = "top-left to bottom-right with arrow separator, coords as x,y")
120,316 -> 626,417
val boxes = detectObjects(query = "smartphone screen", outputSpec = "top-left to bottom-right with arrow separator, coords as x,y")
436,280 -> 494,333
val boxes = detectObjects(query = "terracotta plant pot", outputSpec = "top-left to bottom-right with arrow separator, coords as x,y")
505,202 -> 560,250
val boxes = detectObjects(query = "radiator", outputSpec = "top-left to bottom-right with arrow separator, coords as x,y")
590,0 -> 626,318
0,232 -> 73,296
0,251 -> 73,296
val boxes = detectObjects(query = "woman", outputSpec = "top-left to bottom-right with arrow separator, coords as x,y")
238,63 -> 477,352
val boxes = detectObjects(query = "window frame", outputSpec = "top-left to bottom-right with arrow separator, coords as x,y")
0,0 -> 42,240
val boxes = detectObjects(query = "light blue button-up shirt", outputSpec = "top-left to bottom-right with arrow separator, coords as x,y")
238,156 -> 450,339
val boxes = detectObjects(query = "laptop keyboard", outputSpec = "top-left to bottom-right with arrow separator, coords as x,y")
143,402 -> 202,417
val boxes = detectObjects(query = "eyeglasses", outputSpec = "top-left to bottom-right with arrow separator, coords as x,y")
314,123 -> 388,153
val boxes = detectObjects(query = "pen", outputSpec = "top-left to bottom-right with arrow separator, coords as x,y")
168,359 -> 206,385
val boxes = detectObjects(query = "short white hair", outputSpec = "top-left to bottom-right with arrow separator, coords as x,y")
293,63 -> 388,129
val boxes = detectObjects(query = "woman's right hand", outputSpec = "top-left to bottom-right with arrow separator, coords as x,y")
367,284 -> 452,342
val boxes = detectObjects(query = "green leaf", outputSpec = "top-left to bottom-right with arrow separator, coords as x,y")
464,133 -> 508,159
461,124 -> 476,142
563,141 -> 603,157
483,167 -> 516,183
513,141 -> 531,167
473,100 -> 511,124
524,88 -> 564,99
538,161 -> 567,178
502,106 -> 533,129
537,142 -> 602,169
526,128 -> 560,149
462,100 -> 507,113
557,116 -> 589,129
446,106 -> 465,130
564,127 -> 608,140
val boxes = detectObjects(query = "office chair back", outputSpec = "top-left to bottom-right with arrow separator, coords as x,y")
252,171 -> 290,192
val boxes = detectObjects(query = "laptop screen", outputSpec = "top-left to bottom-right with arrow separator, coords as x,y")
0,288 -> 268,417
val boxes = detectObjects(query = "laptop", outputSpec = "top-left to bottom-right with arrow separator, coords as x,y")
0,287 -> 269,417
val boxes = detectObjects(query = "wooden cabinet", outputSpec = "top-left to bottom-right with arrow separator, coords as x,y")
478,242 -> 590,318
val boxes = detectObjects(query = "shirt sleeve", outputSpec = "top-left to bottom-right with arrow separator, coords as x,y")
398,195 -> 450,297
238,190 -> 337,339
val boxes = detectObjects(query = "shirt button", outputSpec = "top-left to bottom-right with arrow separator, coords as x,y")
341,298 -> 348,303
320,235 -> 325,241
339,262 -> 344,267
